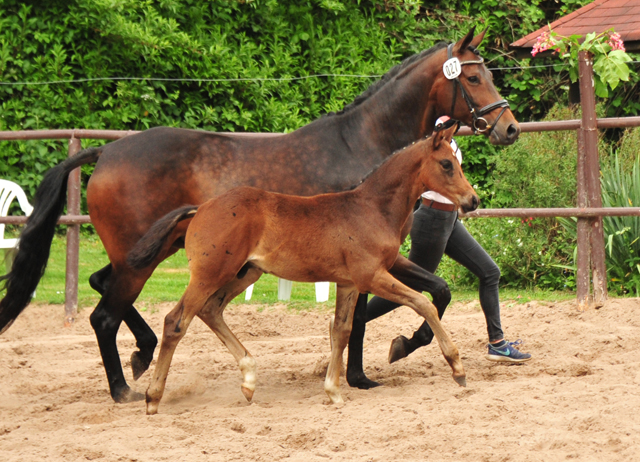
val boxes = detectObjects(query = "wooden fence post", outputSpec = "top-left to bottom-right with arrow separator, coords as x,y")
65,137 -> 82,326
576,127 -> 590,309
578,50 -> 608,307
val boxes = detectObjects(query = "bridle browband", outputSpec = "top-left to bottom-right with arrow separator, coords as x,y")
446,43 -> 510,135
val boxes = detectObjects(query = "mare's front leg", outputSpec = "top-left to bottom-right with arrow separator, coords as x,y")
369,271 -> 465,387
325,284 -> 360,404
197,266 -> 263,402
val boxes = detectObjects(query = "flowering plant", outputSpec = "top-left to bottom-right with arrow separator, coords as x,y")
532,27 -> 633,97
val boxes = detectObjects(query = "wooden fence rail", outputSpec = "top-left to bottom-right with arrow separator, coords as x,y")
2,114 -> 640,319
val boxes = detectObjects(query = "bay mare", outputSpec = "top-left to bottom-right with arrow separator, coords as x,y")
128,125 -> 478,414
0,29 -> 519,403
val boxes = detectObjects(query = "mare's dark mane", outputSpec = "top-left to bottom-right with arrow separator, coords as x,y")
333,42 -> 449,116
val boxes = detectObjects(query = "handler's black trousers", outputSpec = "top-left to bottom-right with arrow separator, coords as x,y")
366,203 -> 504,342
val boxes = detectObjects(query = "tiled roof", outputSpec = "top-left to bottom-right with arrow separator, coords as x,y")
511,0 -> 640,49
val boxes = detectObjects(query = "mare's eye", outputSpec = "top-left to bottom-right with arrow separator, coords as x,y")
440,159 -> 453,170
468,75 -> 480,84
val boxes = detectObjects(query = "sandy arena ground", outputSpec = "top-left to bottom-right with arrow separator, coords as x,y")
1,297 -> 639,461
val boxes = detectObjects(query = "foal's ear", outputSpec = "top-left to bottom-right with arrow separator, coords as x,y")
432,124 -> 458,150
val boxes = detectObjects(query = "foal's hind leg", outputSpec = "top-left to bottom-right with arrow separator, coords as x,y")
146,286 -> 213,415
325,284 -> 360,404
197,266 -> 264,402
369,271 -> 465,387
89,264 -> 157,381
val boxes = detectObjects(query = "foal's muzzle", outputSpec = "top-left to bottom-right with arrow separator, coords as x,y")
461,195 -> 479,213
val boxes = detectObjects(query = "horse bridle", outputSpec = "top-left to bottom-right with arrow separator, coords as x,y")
446,43 -> 510,134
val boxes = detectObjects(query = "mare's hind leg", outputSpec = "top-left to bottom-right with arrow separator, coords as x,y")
369,270 -> 465,387
90,264 -> 157,381
89,266 -> 153,403
345,294 -> 381,390
325,284 -> 359,404
197,266 -> 264,402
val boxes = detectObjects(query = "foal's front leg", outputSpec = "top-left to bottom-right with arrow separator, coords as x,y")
325,284 -> 360,404
369,271 -> 466,387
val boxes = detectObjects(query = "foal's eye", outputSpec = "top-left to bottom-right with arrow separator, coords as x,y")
468,75 -> 480,84
440,159 -> 453,170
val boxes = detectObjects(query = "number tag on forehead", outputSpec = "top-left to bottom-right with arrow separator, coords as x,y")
443,57 -> 461,80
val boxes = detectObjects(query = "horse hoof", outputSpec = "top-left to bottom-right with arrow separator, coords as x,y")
131,351 -> 151,381
453,375 -> 467,388
346,372 -> 382,390
388,335 -> 409,364
326,392 -> 344,405
241,386 -> 254,402
146,402 -> 159,415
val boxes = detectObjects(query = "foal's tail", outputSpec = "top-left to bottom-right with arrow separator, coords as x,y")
0,147 -> 102,334
127,206 -> 199,270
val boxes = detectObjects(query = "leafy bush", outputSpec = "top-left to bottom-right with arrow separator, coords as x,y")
560,132 -> 640,295
429,106 -> 581,290
601,152 -> 640,294
0,0 -> 613,209
434,216 -> 576,291
488,105 -> 579,208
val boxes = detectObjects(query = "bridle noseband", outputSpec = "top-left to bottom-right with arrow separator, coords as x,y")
445,43 -> 510,135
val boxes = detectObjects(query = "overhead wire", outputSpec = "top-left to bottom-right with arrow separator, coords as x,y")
1,61 -> 638,86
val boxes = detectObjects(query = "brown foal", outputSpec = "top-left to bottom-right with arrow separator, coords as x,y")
128,125 -> 478,414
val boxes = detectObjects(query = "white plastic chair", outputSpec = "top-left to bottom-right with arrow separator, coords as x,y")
1,179 -> 34,274
244,280 -> 332,302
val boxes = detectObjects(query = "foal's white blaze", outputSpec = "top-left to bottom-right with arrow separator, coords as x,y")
238,355 -> 257,402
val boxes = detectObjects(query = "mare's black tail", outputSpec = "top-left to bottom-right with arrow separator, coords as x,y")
0,147 -> 102,333
127,206 -> 199,271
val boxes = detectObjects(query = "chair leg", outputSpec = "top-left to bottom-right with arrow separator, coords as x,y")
315,282 -> 330,302
245,283 -> 254,301
277,279 -> 292,301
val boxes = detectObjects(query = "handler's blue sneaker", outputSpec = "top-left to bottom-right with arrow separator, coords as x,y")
485,339 -> 531,363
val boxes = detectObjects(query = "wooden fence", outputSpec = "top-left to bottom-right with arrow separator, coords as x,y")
2,51 -> 640,321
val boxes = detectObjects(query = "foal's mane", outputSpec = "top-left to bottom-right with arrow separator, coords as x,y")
333,42 -> 448,116
345,137 -> 429,191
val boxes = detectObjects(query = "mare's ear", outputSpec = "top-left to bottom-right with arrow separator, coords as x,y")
453,28 -> 475,54
470,29 -> 487,48
453,27 -> 478,54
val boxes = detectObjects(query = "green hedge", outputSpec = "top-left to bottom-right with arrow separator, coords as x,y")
1,0 -> 603,204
